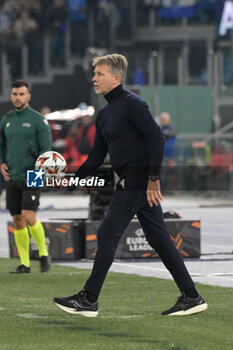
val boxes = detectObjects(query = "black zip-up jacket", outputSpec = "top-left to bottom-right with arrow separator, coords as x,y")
75,84 -> 165,180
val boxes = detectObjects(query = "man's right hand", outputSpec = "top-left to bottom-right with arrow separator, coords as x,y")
0,163 -> 11,181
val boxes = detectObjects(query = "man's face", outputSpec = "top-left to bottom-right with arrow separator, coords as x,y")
10,86 -> 31,111
81,115 -> 93,126
160,113 -> 171,127
92,64 -> 121,95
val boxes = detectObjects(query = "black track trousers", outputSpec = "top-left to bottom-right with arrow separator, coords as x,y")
84,180 -> 195,296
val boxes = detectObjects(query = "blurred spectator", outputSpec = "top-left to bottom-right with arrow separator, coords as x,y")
133,68 -> 146,85
0,9 -> 12,35
63,108 -> 95,171
4,26 -> 22,81
29,0 -> 43,31
40,106 -> 51,117
46,0 -> 69,66
114,0 -> 132,39
76,113 -> 95,156
159,112 -> 177,191
160,112 -> 176,166
94,0 -> 112,47
62,123 -> 81,171
68,0 -> 87,56
47,0 -> 69,32
14,10 -> 43,75
13,11 -> 38,40
3,0 -> 22,21
40,106 -> 62,142
69,0 -> 87,22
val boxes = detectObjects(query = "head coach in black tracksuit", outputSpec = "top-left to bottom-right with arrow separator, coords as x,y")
54,54 -> 208,317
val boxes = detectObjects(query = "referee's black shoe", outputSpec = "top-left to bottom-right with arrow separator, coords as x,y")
39,255 -> 51,273
10,264 -> 31,274
54,290 -> 98,317
162,293 -> 208,316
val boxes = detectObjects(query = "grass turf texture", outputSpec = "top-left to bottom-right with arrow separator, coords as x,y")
0,258 -> 232,350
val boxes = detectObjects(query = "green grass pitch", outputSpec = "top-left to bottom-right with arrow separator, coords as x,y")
0,258 -> 232,350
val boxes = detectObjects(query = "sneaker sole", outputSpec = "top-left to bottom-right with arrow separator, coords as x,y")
54,302 -> 98,317
167,303 -> 208,316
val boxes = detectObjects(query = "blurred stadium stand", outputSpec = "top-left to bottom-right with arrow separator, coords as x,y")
0,0 -> 232,194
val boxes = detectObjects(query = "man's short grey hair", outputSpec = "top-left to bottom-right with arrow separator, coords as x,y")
92,54 -> 128,82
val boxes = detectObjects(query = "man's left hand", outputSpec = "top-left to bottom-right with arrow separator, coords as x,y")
146,179 -> 163,207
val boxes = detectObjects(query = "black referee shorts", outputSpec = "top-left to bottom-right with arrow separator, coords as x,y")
6,181 -> 40,216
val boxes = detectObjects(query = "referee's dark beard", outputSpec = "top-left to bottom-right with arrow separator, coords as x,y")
13,102 -> 27,111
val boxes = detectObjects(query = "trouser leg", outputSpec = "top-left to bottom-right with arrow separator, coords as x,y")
84,187 -> 141,296
137,204 -> 195,292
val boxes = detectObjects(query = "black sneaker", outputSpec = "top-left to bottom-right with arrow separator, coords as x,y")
54,290 -> 98,317
162,293 -> 208,316
10,265 -> 31,274
40,255 -> 51,273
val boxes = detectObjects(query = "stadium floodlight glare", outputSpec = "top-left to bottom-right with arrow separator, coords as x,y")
44,106 -> 95,121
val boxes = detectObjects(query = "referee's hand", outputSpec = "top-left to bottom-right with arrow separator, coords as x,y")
146,179 -> 163,207
0,163 -> 11,181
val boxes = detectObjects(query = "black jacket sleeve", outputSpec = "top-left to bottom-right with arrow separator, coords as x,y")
127,97 -> 165,176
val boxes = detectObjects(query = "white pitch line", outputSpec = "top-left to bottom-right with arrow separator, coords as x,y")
112,262 -> 233,283
207,273 -> 233,277
112,262 -> 165,273
202,243 -> 232,250
17,313 -> 49,319
204,223 -> 233,229
112,262 -> 210,277
191,273 -> 233,277
100,315 -> 140,319
206,276 -> 233,282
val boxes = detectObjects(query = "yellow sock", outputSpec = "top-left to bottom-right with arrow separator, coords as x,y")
28,220 -> 48,257
14,227 -> 30,267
